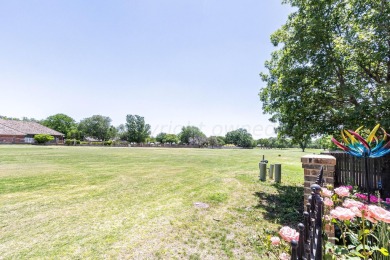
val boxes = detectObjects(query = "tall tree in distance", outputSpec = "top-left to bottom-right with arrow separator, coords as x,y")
78,115 -> 113,141
208,136 -> 225,148
178,126 -> 206,145
156,132 -> 168,144
125,115 -> 151,143
225,128 -> 254,148
165,134 -> 179,144
156,133 -> 178,144
42,113 -> 76,136
260,0 -> 390,141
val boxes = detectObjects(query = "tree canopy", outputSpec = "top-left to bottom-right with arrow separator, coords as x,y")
156,132 -> 178,144
208,136 -> 225,148
225,128 -> 254,148
260,0 -> 390,146
78,115 -> 114,141
125,115 -> 151,143
178,126 -> 206,145
42,113 -> 76,135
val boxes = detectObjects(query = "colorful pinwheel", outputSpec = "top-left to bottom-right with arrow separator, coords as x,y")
332,124 -> 390,203
331,124 -> 390,158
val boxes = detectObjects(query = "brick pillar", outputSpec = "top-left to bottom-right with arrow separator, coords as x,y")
302,154 -> 336,243
301,154 -> 336,205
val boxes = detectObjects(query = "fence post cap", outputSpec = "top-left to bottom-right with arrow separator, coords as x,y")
298,223 -> 304,230
291,240 -> 298,247
310,184 -> 321,193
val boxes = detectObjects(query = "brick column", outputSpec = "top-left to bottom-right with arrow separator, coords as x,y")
302,154 -> 336,243
301,154 -> 336,205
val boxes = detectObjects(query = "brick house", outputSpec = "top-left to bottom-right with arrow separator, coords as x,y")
0,119 -> 64,144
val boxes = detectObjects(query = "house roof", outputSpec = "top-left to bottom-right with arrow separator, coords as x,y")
0,119 -> 64,136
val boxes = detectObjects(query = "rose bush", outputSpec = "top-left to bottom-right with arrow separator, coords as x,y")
322,186 -> 390,259
265,186 -> 390,259
279,226 -> 299,243
334,186 -> 350,197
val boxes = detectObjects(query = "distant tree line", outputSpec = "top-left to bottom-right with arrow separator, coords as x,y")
0,114 -> 333,149
256,135 -> 333,151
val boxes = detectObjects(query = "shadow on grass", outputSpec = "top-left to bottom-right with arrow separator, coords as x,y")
254,184 -> 304,227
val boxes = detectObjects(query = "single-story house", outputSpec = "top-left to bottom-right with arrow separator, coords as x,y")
0,119 -> 64,144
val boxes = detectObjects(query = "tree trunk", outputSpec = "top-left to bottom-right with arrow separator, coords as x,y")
299,142 -> 306,152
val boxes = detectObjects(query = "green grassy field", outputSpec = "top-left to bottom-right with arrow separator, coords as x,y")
0,145 -> 321,259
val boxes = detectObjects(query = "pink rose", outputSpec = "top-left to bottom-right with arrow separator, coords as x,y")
330,206 -> 355,221
386,198 -> 390,204
324,214 -> 331,221
324,197 -> 334,207
355,193 -> 368,201
369,195 -> 383,203
342,199 -> 364,209
279,253 -> 290,260
270,236 -> 280,246
350,206 -> 362,218
368,205 -> 390,224
334,187 -> 350,197
321,188 -> 333,197
279,226 -> 299,243
339,185 -> 353,191
360,205 -> 378,223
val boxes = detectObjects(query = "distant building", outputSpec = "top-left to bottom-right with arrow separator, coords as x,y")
0,119 -> 64,144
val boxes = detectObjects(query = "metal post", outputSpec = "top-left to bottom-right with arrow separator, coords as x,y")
315,198 -> 323,260
304,211 -> 311,260
365,157 -> 371,204
269,164 -> 274,179
274,164 -> 281,183
259,162 -> 267,181
298,223 -> 305,259
291,240 -> 298,260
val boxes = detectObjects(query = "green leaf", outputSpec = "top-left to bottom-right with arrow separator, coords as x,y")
340,248 -> 349,255
324,254 -> 335,260
378,247 -> 389,256
346,257 -> 362,260
355,244 -> 363,252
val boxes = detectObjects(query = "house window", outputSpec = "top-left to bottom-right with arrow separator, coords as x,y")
24,137 -> 34,143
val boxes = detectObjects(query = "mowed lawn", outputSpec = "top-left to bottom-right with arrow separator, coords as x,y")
0,145 -> 321,259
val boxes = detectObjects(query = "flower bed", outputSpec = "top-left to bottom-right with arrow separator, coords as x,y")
266,185 -> 390,259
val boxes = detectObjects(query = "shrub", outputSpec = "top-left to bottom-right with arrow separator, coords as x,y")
104,140 -> 112,146
34,134 -> 54,144
265,186 -> 390,259
65,139 -> 80,146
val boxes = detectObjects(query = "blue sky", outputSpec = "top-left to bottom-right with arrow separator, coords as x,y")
0,0 -> 291,138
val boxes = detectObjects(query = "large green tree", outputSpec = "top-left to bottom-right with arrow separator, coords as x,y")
165,134 -> 179,144
156,132 -> 178,144
178,126 -> 206,145
260,0 -> 390,143
78,115 -> 113,141
225,128 -> 254,148
125,115 -> 151,143
42,113 -> 76,135
156,132 -> 168,144
208,136 -> 225,148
